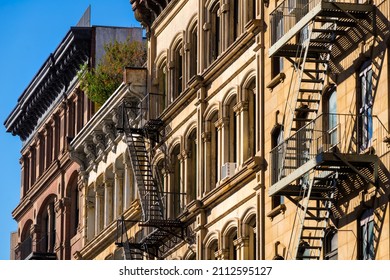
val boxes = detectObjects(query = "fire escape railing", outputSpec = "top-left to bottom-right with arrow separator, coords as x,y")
270,113 -> 389,184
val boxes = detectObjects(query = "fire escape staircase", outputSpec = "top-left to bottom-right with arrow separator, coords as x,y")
115,103 -> 189,259
269,1 -> 375,260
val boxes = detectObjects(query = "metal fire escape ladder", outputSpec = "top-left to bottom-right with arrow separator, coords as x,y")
116,219 -> 144,260
115,100 -> 191,259
280,19 -> 337,180
125,128 -> 165,223
287,171 -> 338,260
282,18 -> 338,259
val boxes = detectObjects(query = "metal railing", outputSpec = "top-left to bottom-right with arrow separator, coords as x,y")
270,0 -> 317,46
270,113 -> 389,183
270,0 -> 361,47
14,232 -> 56,260
140,191 -> 187,221
140,92 -> 166,122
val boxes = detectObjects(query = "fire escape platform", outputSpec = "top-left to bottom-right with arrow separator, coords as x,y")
269,152 -> 378,196
269,1 -> 374,57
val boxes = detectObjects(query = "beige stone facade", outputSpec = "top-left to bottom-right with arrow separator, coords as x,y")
105,0 -> 388,260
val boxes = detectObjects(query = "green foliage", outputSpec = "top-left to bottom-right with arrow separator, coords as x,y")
79,39 -> 146,106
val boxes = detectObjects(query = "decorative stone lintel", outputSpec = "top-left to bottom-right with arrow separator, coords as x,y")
266,204 -> 286,221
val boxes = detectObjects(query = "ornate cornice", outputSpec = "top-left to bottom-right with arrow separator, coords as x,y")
4,27 -> 92,142
130,0 -> 172,30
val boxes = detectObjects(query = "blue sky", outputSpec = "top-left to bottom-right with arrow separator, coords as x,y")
0,0 -> 140,260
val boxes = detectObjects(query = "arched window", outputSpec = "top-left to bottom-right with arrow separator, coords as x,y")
245,0 -> 256,24
226,96 -> 238,164
206,239 -> 219,260
157,60 -> 168,113
39,198 -> 56,254
244,79 -> 256,161
208,111 -> 219,189
172,42 -> 184,100
230,0 -> 240,43
245,215 -> 257,260
324,227 -> 338,260
187,129 -> 197,202
225,227 -> 238,260
19,220 -> 33,260
209,2 -> 221,64
271,124 -> 284,208
69,179 -> 80,238
189,24 -> 198,79
171,145 -> 182,217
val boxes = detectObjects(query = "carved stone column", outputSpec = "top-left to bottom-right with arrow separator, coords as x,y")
86,187 -> 95,242
234,100 -> 249,166
234,236 -> 249,260
35,135 -> 42,179
216,117 -> 229,178
94,184 -> 104,235
30,224 -> 40,254
20,156 -> 26,198
113,168 -> 124,218
202,131 -> 211,193
29,146 -> 36,187
59,103 -> 67,154
51,115 -> 58,161
47,203 -> 55,253
104,179 -> 114,227
123,157 -> 132,210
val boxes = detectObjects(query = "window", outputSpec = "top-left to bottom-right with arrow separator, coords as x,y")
173,44 -> 184,100
20,220 -> 33,260
207,239 -> 219,260
227,96 -> 238,163
70,183 -> 80,238
230,0 -> 240,43
360,208 -> 374,260
187,129 -> 197,202
189,25 -> 198,78
271,125 -> 284,208
229,232 -> 238,260
210,112 -> 219,189
296,241 -> 310,260
171,145 -> 182,217
40,199 -> 56,253
358,61 -> 373,152
324,88 -> 337,148
210,3 -> 221,64
245,0 -> 256,24
324,228 -> 338,260
246,216 -> 257,260
246,80 -> 256,160
157,61 -> 168,113
272,57 -> 284,79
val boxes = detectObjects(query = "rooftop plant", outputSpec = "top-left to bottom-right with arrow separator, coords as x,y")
79,39 -> 147,106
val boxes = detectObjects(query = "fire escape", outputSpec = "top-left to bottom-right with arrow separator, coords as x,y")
269,0 -> 381,259
115,95 -> 190,259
